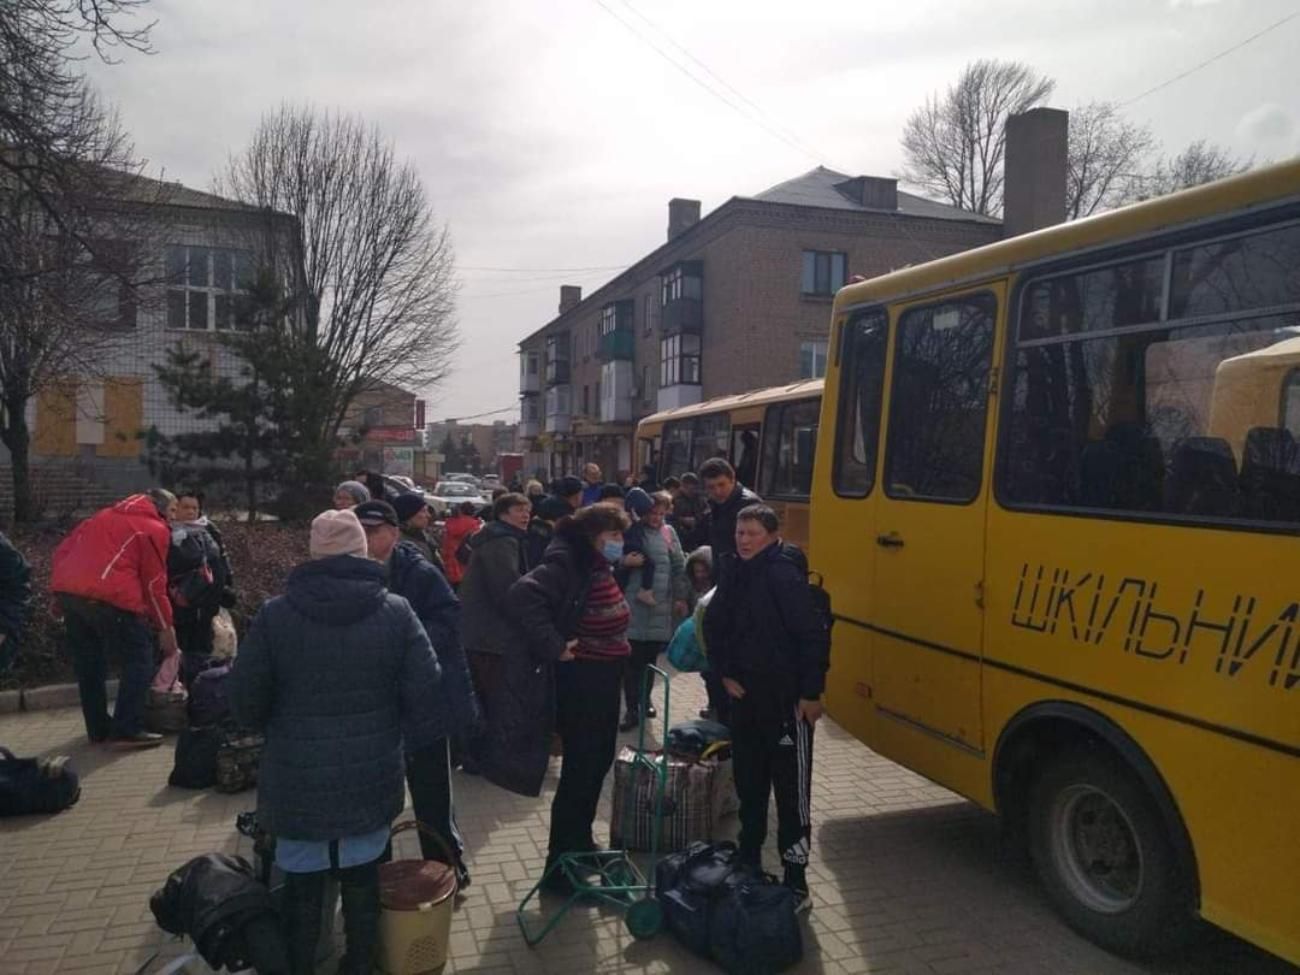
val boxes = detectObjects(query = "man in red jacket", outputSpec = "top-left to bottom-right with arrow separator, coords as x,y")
51,489 -> 179,747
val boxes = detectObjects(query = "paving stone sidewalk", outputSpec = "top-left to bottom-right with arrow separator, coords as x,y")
0,673 -> 1292,975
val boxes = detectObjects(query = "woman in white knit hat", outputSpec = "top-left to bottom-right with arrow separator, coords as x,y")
230,509 -> 441,975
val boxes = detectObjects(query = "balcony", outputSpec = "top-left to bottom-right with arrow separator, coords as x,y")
661,297 -> 702,334
599,360 -> 634,423
597,328 -> 634,362
519,353 -> 540,393
544,384 -> 571,435
544,359 -> 570,386
519,392 -> 540,439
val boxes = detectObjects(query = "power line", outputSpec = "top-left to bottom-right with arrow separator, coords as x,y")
613,0 -> 831,163
1122,8 -> 1300,107
456,263 -> 630,273
590,0 -> 826,165
435,404 -> 519,423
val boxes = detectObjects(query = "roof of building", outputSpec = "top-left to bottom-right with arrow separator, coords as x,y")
518,166 -> 1001,347
746,167 -> 1001,225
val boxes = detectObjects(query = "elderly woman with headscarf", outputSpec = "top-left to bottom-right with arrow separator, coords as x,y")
333,480 -> 371,510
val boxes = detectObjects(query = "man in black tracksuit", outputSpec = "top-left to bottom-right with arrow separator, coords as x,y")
703,503 -> 829,912
697,457 -> 761,723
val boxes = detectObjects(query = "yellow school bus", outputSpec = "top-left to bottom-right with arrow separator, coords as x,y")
636,379 -> 822,549
813,159 -> 1300,964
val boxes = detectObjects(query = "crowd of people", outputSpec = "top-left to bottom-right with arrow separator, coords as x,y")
21,455 -> 828,972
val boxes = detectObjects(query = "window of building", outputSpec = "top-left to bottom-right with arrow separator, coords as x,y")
641,364 -> 655,405
165,245 -> 254,331
522,351 -> 539,376
884,294 -> 996,503
362,405 -> 383,427
521,397 -> 540,422
582,385 -> 590,415
801,250 -> 847,296
643,294 -> 655,335
661,263 -> 703,305
660,333 -> 701,387
1000,219 -> 1300,528
799,340 -> 829,379
761,399 -> 821,500
833,310 -> 887,498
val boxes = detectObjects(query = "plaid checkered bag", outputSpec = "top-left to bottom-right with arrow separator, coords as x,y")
611,747 -> 721,853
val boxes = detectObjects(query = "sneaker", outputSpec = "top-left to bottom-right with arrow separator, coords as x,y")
619,711 -> 641,732
109,731 -> 164,749
783,865 -> 811,914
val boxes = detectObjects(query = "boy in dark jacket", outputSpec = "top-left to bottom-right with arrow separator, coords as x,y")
703,503 -> 829,913
357,500 -> 477,890
618,487 -> 659,606
230,509 -> 440,975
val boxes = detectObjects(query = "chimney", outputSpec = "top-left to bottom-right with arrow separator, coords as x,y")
835,176 -> 898,211
1003,107 -> 1069,237
558,285 -> 582,313
667,198 -> 701,240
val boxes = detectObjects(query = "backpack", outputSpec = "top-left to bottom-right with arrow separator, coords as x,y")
776,543 -> 834,641
0,748 -> 80,816
168,726 -> 223,790
710,880 -> 803,974
189,663 -> 232,728
169,524 -> 226,610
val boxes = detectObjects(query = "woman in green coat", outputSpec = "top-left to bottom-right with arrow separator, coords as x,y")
619,490 -> 687,730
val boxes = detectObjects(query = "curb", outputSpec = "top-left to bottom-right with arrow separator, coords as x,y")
0,679 -> 118,714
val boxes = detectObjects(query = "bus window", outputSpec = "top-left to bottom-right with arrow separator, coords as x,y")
661,420 -> 691,478
1285,369 -> 1300,436
638,437 -> 657,475
833,309 -> 887,497
731,423 -> 760,489
761,398 -> 820,499
690,413 -> 730,472
1002,219 -> 1300,526
885,295 -> 996,502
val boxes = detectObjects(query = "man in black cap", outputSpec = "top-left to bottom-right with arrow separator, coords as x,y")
391,492 -> 439,567
555,475 -> 584,511
354,500 -> 477,887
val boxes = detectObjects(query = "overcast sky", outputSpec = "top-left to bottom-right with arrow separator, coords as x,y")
84,0 -> 1300,422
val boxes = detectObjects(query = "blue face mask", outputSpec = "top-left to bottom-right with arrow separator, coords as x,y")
602,539 -> 624,563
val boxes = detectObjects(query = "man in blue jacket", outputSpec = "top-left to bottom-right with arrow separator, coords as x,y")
356,500 -> 478,890
703,503 -> 829,914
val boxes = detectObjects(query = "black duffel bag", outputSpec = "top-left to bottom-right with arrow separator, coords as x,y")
710,879 -> 803,974
0,747 -> 80,816
655,841 -> 758,957
168,726 -> 223,790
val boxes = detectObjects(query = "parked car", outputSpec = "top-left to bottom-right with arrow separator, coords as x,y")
426,480 -> 489,518
443,472 -> 478,485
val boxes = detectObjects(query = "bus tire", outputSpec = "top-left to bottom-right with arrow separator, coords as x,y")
1028,748 -> 1195,958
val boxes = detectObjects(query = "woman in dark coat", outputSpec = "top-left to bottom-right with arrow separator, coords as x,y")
230,510 -> 440,975
504,503 -> 632,894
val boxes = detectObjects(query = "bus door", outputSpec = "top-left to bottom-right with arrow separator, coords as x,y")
730,422 -> 761,491
870,288 -> 1001,751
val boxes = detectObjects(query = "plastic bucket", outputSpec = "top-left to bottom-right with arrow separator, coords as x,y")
377,821 -> 458,975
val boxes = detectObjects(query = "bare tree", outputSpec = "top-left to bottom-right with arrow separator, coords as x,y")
900,59 -> 1055,217
1065,101 -> 1157,220
1139,139 -> 1249,200
216,105 -> 459,455
0,1 -> 158,521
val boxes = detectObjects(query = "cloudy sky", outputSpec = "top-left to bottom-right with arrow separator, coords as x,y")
83,0 -> 1300,422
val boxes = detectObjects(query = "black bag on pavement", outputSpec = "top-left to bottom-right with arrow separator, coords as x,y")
215,730 -> 263,793
189,662 -> 232,728
0,748 -> 80,816
655,841 -> 763,957
710,880 -> 803,974
168,726 -> 223,790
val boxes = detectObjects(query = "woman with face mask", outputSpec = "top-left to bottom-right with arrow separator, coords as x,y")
504,502 -> 632,895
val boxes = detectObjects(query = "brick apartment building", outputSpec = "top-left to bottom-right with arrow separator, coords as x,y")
516,166 -> 1002,480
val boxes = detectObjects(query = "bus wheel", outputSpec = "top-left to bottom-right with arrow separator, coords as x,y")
1028,749 -> 1194,958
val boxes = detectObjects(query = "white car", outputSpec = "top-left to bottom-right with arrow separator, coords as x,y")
426,480 -> 488,517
